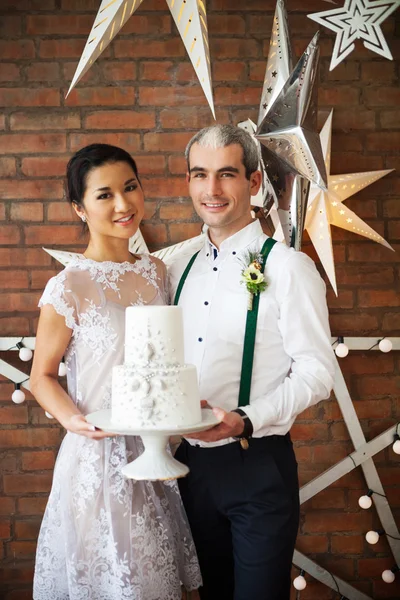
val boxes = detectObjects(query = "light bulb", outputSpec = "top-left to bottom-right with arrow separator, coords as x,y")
382,570 -> 395,584
45,411 -> 54,419
12,389 -> 25,404
19,347 -> 33,362
393,439 -> 400,455
335,343 -> 349,358
358,495 -> 372,509
293,575 -> 307,590
58,362 -> 67,377
366,530 -> 380,544
379,338 -> 392,353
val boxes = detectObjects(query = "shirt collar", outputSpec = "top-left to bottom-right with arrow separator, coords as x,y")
205,220 -> 264,257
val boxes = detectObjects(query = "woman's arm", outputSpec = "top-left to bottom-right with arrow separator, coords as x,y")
30,304 -> 112,440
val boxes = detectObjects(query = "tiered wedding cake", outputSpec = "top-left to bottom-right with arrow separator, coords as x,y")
111,306 -> 201,429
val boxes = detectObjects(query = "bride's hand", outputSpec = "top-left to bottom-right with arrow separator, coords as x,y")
65,414 -> 117,440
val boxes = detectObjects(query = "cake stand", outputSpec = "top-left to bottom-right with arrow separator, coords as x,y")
86,408 -> 220,481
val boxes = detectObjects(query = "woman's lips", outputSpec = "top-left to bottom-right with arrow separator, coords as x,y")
114,214 -> 135,226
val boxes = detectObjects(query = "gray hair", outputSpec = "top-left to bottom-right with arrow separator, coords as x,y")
185,124 -> 259,180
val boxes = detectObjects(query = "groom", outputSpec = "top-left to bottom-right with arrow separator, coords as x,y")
169,124 -> 335,600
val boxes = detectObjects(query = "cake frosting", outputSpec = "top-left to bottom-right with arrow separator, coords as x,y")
111,306 -> 201,429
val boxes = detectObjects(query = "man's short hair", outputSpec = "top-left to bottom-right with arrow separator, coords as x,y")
185,124 -> 259,180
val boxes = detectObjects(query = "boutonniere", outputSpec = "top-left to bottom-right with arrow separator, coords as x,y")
240,251 -> 268,311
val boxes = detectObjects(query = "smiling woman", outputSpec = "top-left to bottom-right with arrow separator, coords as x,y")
28,144 -> 202,600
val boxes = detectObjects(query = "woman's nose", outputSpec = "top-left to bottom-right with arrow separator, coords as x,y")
114,193 -> 130,212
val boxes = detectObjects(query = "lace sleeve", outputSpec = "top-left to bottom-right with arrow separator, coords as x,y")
38,271 -> 77,331
150,256 -> 169,304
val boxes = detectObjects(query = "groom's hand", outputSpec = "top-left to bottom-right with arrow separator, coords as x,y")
185,406 -> 244,442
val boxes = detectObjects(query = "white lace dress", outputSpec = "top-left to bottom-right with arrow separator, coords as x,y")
33,255 -> 202,600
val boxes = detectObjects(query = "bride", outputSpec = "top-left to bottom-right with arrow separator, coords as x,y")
30,143 -> 202,600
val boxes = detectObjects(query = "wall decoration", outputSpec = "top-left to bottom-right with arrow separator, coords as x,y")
67,0 -> 215,117
308,0 -> 400,70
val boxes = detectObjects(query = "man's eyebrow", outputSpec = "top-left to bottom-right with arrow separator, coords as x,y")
94,178 -> 137,192
189,166 -> 240,174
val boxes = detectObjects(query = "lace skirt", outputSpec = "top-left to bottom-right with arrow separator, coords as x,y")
33,433 -> 202,600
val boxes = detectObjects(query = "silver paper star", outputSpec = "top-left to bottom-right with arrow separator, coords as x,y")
308,0 -> 400,71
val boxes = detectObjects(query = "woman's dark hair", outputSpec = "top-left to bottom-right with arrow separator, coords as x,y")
66,143 -> 141,208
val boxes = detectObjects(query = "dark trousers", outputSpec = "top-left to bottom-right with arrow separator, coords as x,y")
175,434 -> 299,600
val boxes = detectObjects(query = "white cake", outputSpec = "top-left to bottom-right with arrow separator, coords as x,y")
111,306 -> 201,429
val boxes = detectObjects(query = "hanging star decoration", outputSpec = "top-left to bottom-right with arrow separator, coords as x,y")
308,0 -> 400,71
305,109 -> 393,295
67,0 -> 215,117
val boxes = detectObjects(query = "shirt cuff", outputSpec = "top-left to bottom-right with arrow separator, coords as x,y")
241,402 -> 278,435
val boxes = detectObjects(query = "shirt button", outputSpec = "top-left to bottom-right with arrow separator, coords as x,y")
204,301 -> 209,306
232,251 -> 236,255
213,267 -> 218,271
206,253 -> 210,257
198,337 -> 203,342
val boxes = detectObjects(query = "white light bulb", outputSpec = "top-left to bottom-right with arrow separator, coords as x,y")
58,362 -> 67,377
393,439 -> 400,455
45,411 -> 54,419
19,347 -> 33,362
366,530 -> 379,544
335,343 -> 349,358
358,495 -> 372,509
12,389 -> 25,404
379,338 -> 392,353
382,570 -> 395,584
293,575 -> 307,590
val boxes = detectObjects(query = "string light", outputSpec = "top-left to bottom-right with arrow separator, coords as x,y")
393,425 -> 400,455
58,357 -> 67,377
293,569 -> 307,590
382,566 -> 399,584
358,489 -> 386,509
368,337 -> 393,353
15,339 -> 33,362
366,529 -> 400,545
334,336 -> 349,358
11,381 -> 28,404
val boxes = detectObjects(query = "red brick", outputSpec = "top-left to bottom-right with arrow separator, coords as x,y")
0,158 -> 16,178
2,0 -> 54,7
0,248 -> 52,267
47,202 -> 75,222
382,312 -> 400,331
329,313 -> 379,335
21,156 -> 68,177
85,110 -> 155,130
0,88 -> 60,108
291,423 -> 329,442
356,376 -> 400,397
4,473 -> 53,494
0,520 -> 11,539
0,317 -> 30,335
135,155 -> 166,176
102,61 -> 137,81
31,269 -> 60,290
39,39 -> 90,59
303,511 -> 373,533
361,61 -> 396,83
168,156 -> 187,175
323,60 -> 360,82
213,61 -> 246,82
66,86 -> 135,107
10,111 -> 80,131
359,557 -> 396,578
313,443 -> 350,465
209,15 -> 246,35
169,222 -> 201,244
141,61 -> 174,81
0,292 -> 40,312
159,202 -> 194,220
24,225 -> 82,245
26,62 -> 60,82
0,40 -> 35,60
0,134 -> 66,154
14,519 -> 41,540
0,497 -> 15,516
348,243 -> 400,263
144,132 -> 192,153
0,270 -> 29,289
213,39 -> 260,60
331,109 -> 376,131
380,111 -> 399,129
21,450 -> 55,471
319,86 -> 360,106
27,14 -> 93,35
70,132 -> 141,153
336,263 -> 393,287
0,180 -> 63,200
0,15 -> 22,36
331,535 -> 364,555
121,14 -> 171,35
358,289 -> 399,308
331,153 -> 385,172
366,132 -> 400,152
139,86 -> 207,107
0,226 -> 21,245
340,353 -> 394,376
142,177 -> 186,199
311,489 -> 346,510
62,61 -> 99,84
10,203 -> 44,222
215,87 -> 260,106
6,541 -> 37,559
363,86 -> 400,106
296,534 -> 329,555
327,289 -> 354,309
17,497 -> 48,516
0,63 -> 20,82
143,201 -> 157,220
0,405 -> 29,424
160,108 -> 225,130
114,39 -> 185,59
140,223 -> 168,249
0,566 -> 34,584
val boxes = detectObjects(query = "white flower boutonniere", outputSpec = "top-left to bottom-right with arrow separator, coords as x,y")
240,251 -> 268,311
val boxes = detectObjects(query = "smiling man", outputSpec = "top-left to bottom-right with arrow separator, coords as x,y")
168,124 -> 335,600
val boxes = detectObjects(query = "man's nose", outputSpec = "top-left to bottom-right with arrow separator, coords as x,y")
207,176 -> 222,196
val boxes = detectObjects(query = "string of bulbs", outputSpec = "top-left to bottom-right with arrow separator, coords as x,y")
332,337 -> 393,358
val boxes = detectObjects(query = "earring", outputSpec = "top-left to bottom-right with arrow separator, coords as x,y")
81,215 -> 87,222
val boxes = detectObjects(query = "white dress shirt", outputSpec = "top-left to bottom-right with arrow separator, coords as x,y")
168,220 -> 335,447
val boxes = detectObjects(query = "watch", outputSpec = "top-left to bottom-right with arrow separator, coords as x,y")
231,408 -> 254,447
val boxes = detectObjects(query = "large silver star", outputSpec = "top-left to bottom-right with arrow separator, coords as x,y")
255,32 -> 328,191
308,0 -> 400,70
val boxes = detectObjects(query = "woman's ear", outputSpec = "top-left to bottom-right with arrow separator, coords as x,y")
72,203 -> 86,222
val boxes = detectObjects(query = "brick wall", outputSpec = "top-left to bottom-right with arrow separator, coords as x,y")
0,0 -> 399,598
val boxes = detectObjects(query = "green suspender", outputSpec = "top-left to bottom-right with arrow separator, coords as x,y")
173,238 -> 277,407
238,237 -> 276,406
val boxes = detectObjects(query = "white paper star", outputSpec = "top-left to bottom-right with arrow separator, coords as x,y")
67,0 -> 214,117
308,0 -> 400,70
305,110 -> 393,294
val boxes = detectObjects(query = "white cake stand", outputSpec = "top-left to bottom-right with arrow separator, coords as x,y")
86,408 -> 220,481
